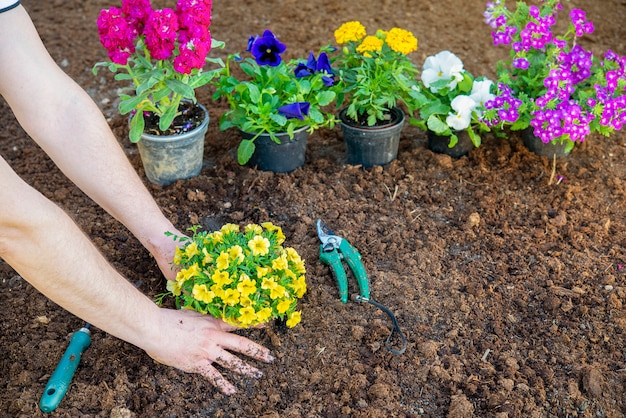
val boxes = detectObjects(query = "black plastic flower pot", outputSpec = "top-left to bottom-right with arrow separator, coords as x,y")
427,129 -> 474,158
339,107 -> 405,168
521,127 -> 571,158
241,126 -> 308,173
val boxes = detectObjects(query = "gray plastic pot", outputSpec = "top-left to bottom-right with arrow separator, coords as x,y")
137,103 -> 209,186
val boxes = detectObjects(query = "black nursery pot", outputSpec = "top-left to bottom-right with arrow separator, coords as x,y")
241,126 -> 309,173
521,127 -> 571,158
339,107 -> 405,168
427,129 -> 474,158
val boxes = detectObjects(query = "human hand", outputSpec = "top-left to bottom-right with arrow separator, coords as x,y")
142,308 -> 274,395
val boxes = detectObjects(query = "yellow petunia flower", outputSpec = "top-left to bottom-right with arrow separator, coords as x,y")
276,298 -> 292,314
293,260 -> 306,275
202,247 -> 213,265
222,288 -> 241,306
290,275 -> 307,298
192,283 -> 215,304
210,283 -> 225,299
208,231 -> 223,244
335,21 -> 367,44
237,274 -> 257,298
185,241 -> 200,259
237,306 -> 257,326
249,235 -> 270,256
212,270 -> 232,287
269,284 -> 286,300
261,276 -> 278,292
285,247 -> 301,263
286,311 -> 302,328
245,224 -> 263,235
220,223 -> 240,234
228,245 -> 244,264
272,253 -> 289,271
385,27 -> 418,55
357,35 -> 384,56
256,307 -> 273,323
173,246 -> 185,264
256,266 -> 272,278
166,279 -> 182,296
175,264 -> 202,283
216,251 -> 230,270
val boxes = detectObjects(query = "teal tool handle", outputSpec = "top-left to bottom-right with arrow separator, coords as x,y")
39,327 -> 91,413
338,240 -> 370,300
320,245 -> 349,303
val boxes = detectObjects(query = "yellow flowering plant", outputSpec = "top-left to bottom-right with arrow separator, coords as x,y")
331,21 -> 420,126
161,223 -> 306,328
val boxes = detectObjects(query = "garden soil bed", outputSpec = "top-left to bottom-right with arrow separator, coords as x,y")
1,0 -> 626,417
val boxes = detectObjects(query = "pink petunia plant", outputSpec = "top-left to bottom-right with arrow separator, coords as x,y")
93,0 -> 224,143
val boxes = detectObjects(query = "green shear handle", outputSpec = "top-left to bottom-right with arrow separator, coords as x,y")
317,220 -> 370,303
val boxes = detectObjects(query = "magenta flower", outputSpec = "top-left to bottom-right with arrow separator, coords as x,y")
121,0 -> 152,33
97,7 -> 136,65
143,8 -> 179,60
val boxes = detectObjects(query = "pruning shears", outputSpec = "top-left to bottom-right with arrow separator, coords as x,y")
317,219 -> 370,303
316,219 -> 407,354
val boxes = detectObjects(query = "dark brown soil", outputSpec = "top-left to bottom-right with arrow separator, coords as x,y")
2,0 -> 626,417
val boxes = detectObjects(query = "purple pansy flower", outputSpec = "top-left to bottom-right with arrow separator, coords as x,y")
250,30 -> 287,67
278,102 -> 310,120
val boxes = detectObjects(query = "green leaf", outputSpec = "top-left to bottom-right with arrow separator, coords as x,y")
238,139 -> 255,165
467,127 -> 481,147
426,114 -> 450,135
158,103 -> 179,131
129,111 -> 145,143
119,94 -> 148,115
316,91 -> 336,106
165,79 -> 195,99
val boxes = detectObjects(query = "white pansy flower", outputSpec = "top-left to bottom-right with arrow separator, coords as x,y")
469,79 -> 495,115
446,95 -> 477,131
422,50 -> 465,93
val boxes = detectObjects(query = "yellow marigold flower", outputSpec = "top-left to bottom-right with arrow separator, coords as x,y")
237,274 -> 257,298
228,245 -> 244,264
357,35 -> 384,56
212,270 -> 232,287
245,224 -> 263,235
220,223 -> 240,234
269,284 -> 286,300
238,306 -> 257,326
202,247 -> 213,265
385,27 -> 418,55
277,298 -> 292,314
173,246 -> 185,264
272,253 -> 289,271
185,241 -> 200,259
222,288 -> 241,306
256,307 -> 273,323
166,279 -> 182,296
335,21 -> 366,44
192,283 -> 215,304
176,264 -> 202,283
249,235 -> 270,256
286,311 -> 302,328
290,275 -> 307,298
256,266 -> 272,278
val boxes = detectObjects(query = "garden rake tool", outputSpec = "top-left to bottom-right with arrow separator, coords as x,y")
39,323 -> 91,413
316,219 -> 407,354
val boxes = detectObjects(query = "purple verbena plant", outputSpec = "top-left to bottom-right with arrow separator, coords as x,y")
481,0 -> 626,152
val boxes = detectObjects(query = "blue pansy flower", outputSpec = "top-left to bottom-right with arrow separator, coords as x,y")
294,52 -> 335,86
278,102 -> 311,120
250,30 -> 287,67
